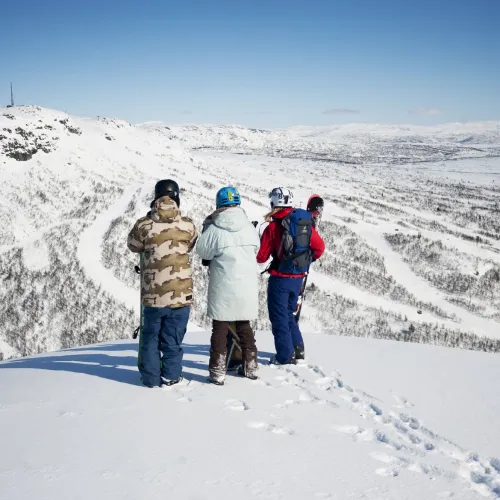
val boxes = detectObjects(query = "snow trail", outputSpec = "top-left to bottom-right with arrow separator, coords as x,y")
355,223 -> 500,339
77,186 -> 139,310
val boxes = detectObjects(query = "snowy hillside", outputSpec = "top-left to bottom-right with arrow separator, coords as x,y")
1,105 -> 500,361
1,332 -> 499,500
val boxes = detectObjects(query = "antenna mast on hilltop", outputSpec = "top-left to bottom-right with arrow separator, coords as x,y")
7,83 -> 15,108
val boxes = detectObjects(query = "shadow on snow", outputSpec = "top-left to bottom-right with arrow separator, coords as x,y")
0,342 -> 274,387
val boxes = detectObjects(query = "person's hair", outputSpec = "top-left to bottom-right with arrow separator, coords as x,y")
264,207 -> 282,222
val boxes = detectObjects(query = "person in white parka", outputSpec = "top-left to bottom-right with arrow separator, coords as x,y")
196,186 -> 260,385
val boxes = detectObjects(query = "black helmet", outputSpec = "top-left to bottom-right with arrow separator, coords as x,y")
154,179 -> 180,207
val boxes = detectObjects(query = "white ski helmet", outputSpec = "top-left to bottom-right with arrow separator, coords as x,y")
269,187 -> 293,208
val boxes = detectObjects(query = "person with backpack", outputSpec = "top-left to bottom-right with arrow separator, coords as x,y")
196,186 -> 260,385
257,187 -> 325,365
127,180 -> 197,388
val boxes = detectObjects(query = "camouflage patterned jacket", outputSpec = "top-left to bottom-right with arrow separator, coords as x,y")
127,196 -> 198,308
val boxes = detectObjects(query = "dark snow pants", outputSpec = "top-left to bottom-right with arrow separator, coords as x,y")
139,306 -> 190,386
210,320 -> 258,379
267,276 -> 304,364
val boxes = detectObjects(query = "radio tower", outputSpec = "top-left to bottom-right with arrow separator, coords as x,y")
7,83 -> 14,108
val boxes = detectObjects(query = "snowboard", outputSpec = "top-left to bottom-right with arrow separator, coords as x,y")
226,323 -> 243,371
294,195 -> 324,323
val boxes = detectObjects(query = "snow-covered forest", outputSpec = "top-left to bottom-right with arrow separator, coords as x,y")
1,106 -> 500,360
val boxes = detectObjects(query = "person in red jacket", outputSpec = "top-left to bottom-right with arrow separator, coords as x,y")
257,187 -> 325,364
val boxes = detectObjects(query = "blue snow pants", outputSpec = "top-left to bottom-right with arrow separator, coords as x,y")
267,276 -> 304,364
139,306 -> 190,386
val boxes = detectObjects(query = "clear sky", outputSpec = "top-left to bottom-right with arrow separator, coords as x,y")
1,0 -> 499,128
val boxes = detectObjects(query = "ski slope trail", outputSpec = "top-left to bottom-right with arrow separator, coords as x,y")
77,185 -> 140,310
76,184 -> 203,332
1,332 -> 499,500
354,222 -> 500,339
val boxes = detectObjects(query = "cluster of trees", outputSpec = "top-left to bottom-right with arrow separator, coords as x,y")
319,222 -> 452,320
0,225 -> 134,358
453,209 -> 500,240
306,287 -> 500,354
386,232 -> 500,318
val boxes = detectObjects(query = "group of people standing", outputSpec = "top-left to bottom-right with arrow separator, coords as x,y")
127,180 -> 325,388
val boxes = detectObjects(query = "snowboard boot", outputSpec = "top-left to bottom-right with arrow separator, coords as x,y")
161,375 -> 183,387
269,354 -> 297,366
237,365 -> 258,380
140,376 -> 158,388
208,375 -> 225,386
294,344 -> 305,361
237,350 -> 259,380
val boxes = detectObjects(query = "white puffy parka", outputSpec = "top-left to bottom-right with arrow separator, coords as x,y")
196,207 -> 260,321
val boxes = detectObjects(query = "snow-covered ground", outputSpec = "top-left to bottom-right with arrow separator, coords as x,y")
1,332 -> 499,500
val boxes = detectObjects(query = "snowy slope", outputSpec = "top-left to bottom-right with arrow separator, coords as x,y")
1,106 -> 500,362
1,332 -> 499,500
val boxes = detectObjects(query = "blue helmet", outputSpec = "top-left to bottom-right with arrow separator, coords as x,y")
216,186 -> 241,208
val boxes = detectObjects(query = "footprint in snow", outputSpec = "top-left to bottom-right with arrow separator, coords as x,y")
273,399 -> 296,409
491,457 -> 500,473
399,413 -> 420,429
371,453 -> 413,478
247,421 -> 294,435
370,451 -> 399,464
308,365 -> 327,378
57,411 -> 80,418
224,399 -> 248,411
315,376 -> 333,389
298,391 -> 315,402
250,379 -> 272,388
392,393 -> 414,409
368,403 -> 383,416
375,467 -> 400,477
332,425 -> 373,442
335,378 -> 354,392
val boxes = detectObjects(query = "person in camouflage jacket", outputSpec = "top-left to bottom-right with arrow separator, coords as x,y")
127,180 -> 197,388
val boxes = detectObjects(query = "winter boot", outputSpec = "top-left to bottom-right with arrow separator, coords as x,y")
208,375 -> 225,386
294,344 -> 305,360
237,350 -> 259,380
161,375 -> 183,387
209,349 -> 227,386
269,354 -> 297,366
141,376 -> 158,388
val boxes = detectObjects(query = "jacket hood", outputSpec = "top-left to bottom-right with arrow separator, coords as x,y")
213,206 -> 249,232
150,196 -> 181,223
271,207 -> 294,220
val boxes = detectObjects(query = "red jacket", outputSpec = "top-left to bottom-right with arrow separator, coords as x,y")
257,207 -> 325,278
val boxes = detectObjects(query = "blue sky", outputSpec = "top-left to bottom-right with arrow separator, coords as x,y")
1,0 -> 499,128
